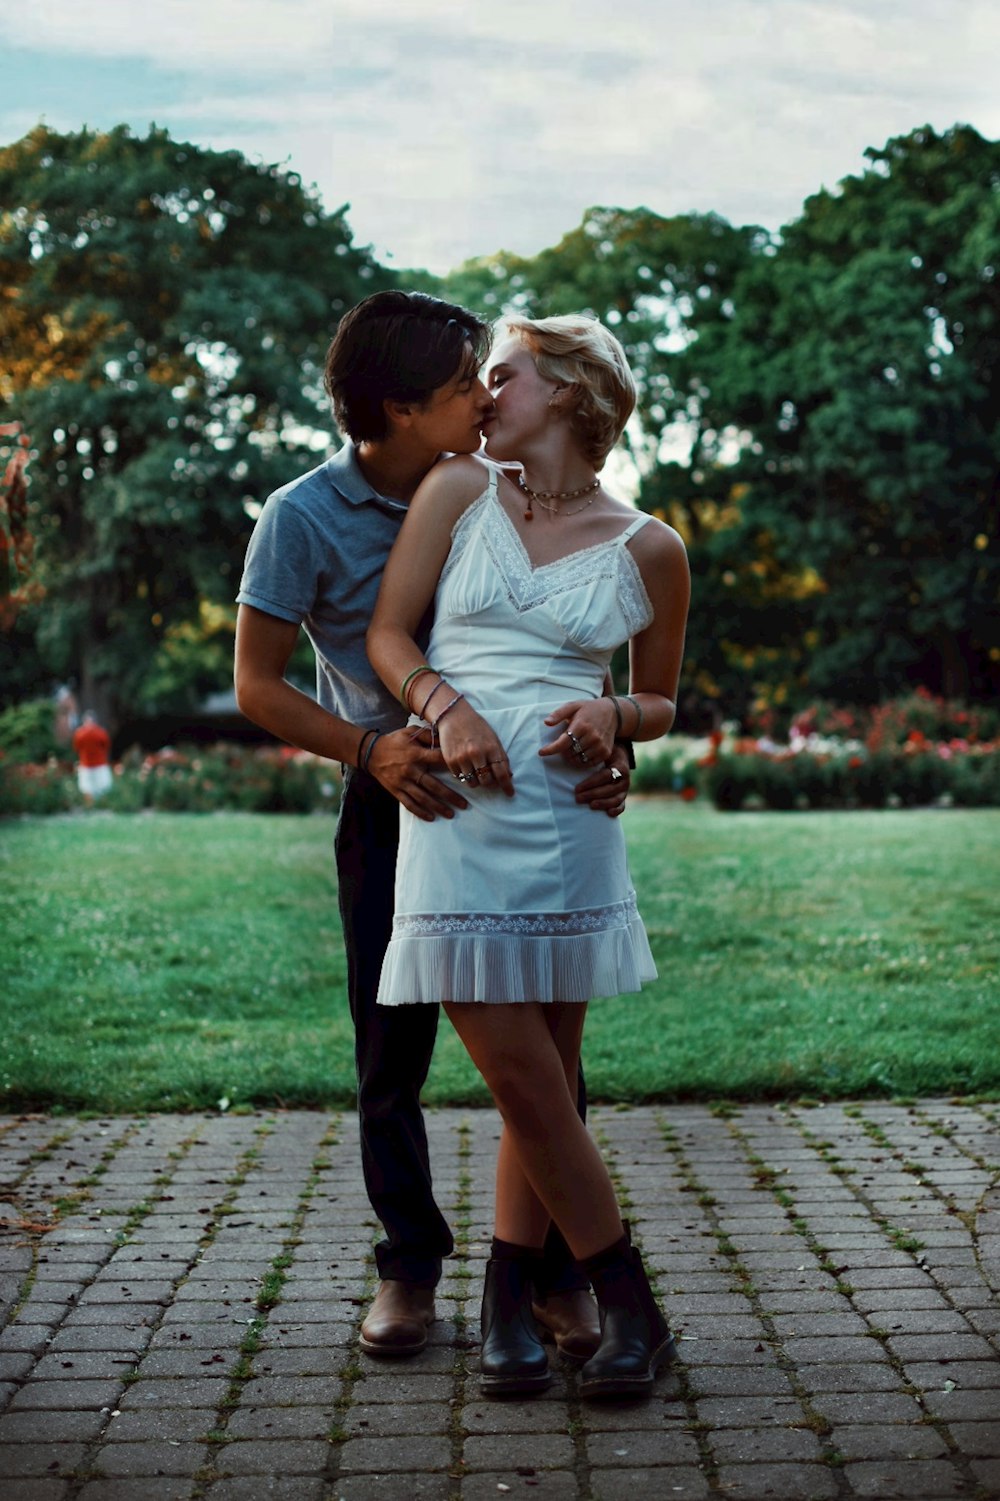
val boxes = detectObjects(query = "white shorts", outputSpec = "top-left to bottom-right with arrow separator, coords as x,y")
78,764 -> 113,798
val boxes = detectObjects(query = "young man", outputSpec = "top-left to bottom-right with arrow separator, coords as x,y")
235,291 -> 627,1358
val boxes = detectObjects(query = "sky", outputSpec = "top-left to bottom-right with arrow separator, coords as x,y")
3,0 -> 999,275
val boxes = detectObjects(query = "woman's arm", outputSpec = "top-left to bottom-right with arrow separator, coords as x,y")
367,457 -> 515,796
625,522 -> 691,734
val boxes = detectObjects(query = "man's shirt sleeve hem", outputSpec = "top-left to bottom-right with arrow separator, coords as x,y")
235,588 -> 304,627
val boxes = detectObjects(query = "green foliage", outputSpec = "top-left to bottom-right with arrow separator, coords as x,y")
675,124 -> 1000,710
0,696 -> 58,762
0,124 -> 390,726
697,743 -> 1000,812
637,692 -> 1000,809
0,757 -> 75,815
0,741 -> 341,818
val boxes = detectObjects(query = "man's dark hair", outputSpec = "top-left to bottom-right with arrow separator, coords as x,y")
324,290 -> 492,443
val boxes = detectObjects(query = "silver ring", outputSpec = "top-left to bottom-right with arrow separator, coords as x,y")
576,749 -> 590,764
568,732 -> 583,753
609,767 -> 623,783
456,771 -> 475,785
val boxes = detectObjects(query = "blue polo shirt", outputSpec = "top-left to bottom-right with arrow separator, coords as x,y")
237,442 -> 428,734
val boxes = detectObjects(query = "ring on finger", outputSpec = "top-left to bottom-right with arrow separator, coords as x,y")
568,732 -> 583,753
609,767 -> 623,782
456,771 -> 476,785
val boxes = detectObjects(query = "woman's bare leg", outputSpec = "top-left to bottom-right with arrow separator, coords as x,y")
492,1003 -> 588,1246
444,1000 -> 623,1258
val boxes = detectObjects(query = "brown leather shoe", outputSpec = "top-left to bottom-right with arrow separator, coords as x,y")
531,1289 -> 601,1363
359,1280 -> 435,1357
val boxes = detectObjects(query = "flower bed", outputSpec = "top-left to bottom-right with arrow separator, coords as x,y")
634,692 -> 1000,810
0,743 -> 341,817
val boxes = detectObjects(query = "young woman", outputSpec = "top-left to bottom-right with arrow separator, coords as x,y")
367,315 -> 690,1399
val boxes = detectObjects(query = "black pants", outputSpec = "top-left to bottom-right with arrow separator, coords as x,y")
335,766 -> 587,1291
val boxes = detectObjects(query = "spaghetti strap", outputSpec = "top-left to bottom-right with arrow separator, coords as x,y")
619,512 -> 653,544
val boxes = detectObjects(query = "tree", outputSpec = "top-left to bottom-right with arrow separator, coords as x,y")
675,124 -> 1000,705
0,419 -> 36,628
0,124 -> 387,727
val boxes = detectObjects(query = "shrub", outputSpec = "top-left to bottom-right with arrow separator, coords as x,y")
0,698 -> 59,763
792,690 -> 1000,751
702,744 -> 999,811
0,742 -> 342,817
0,758 -> 77,816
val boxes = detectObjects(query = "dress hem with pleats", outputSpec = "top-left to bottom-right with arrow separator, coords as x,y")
378,893 -> 656,1006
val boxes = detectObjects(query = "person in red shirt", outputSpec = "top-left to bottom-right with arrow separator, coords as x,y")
72,712 -> 112,805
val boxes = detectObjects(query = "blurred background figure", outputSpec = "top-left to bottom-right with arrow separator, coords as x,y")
53,684 -> 80,747
72,711 -> 112,806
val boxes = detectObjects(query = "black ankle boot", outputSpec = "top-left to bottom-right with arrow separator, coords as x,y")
479,1239 -> 553,1396
579,1223 -> 677,1399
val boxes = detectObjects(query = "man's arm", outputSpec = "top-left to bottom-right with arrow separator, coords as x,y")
234,604 -> 466,821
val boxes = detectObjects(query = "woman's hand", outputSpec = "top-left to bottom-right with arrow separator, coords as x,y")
539,697 -> 619,768
436,701 -> 514,797
575,742 -> 631,818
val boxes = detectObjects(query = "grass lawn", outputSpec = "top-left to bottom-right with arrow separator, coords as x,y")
1,803 -> 997,1112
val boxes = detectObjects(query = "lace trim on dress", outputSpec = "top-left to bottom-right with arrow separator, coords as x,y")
392,893 -> 641,939
616,544 -> 655,636
437,466 -> 655,631
483,486 -> 655,625
440,470 -> 498,586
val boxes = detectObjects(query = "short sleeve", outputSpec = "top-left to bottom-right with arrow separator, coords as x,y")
236,492 -> 326,625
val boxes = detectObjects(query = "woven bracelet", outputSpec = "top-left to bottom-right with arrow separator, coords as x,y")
361,728 -> 383,772
417,677 -> 448,720
399,665 -> 435,709
356,728 -> 376,768
432,693 -> 465,727
624,695 -> 644,735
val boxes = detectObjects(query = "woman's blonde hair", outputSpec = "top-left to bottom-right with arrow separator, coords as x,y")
501,314 -> 636,467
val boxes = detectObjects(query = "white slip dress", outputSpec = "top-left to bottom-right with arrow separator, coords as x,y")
376,466 -> 658,1005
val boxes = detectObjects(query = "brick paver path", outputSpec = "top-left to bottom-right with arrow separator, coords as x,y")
1,1102 -> 998,1500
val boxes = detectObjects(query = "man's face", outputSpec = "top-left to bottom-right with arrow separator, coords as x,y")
408,349 -> 495,456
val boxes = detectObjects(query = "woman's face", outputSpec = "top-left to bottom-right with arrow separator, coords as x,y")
481,336 -> 557,461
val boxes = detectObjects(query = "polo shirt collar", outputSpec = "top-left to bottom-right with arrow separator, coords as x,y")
327,441 -> 409,513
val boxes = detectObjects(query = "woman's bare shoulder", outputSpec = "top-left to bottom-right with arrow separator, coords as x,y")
629,513 -> 689,570
411,453 -> 495,515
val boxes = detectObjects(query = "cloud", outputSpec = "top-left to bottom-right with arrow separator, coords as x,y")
3,0 -> 999,271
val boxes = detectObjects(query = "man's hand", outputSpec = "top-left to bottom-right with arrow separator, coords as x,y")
574,742 -> 631,818
367,727 -> 469,821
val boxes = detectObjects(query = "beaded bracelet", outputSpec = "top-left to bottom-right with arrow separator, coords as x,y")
432,693 -> 465,727
417,677 -> 448,720
399,664 -> 435,708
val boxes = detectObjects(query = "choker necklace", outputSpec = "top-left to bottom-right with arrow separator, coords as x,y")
516,474 -> 600,521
